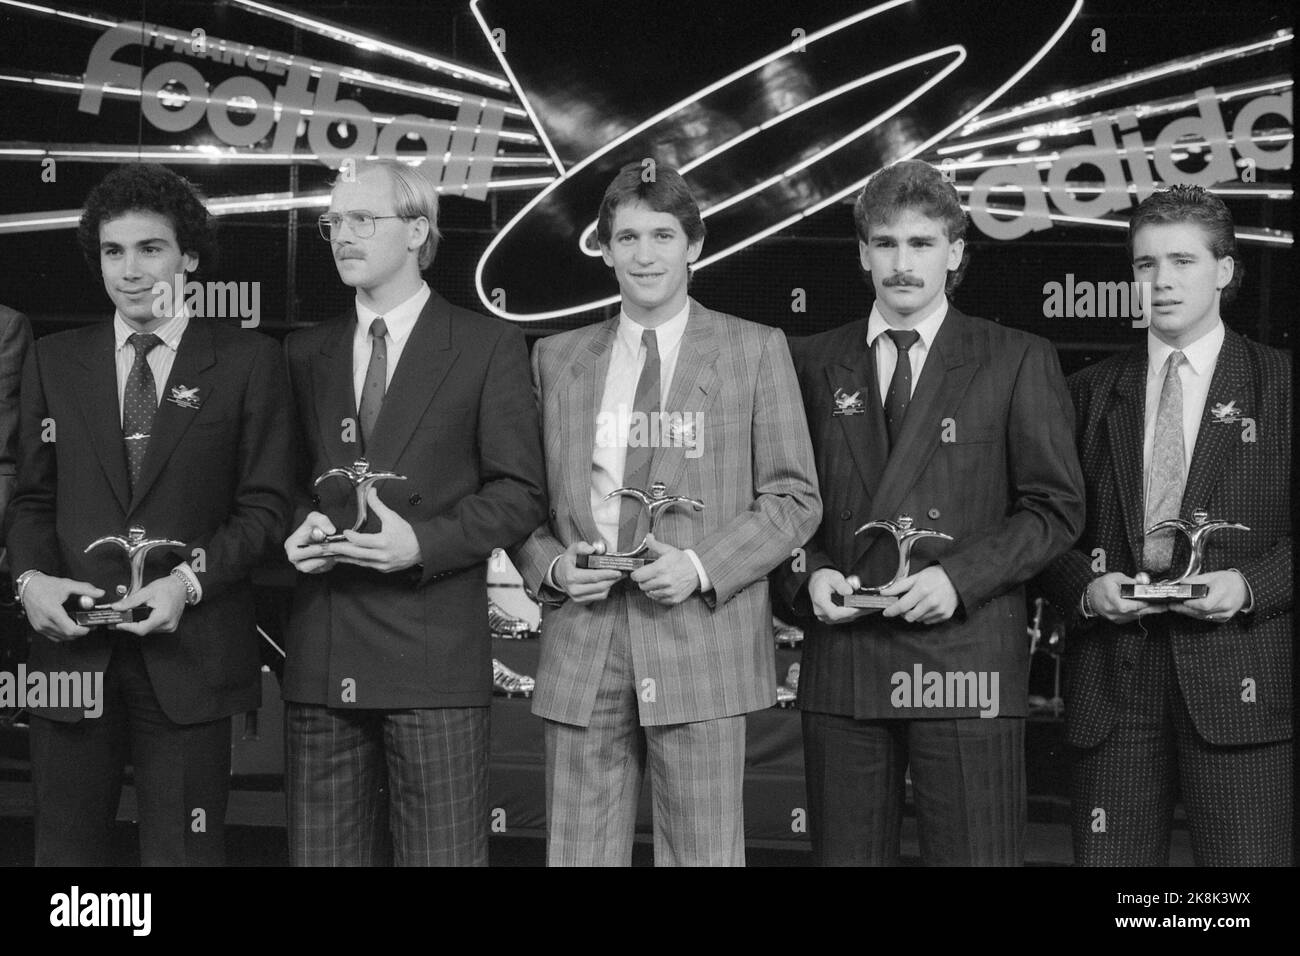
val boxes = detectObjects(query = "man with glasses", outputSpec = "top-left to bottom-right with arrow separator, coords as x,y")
281,159 -> 546,866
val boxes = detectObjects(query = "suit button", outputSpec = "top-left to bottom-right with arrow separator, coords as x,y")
550,508 -> 558,519
840,509 -> 853,520
927,508 -> 940,520
1121,659 -> 1135,671
311,494 -> 321,507
409,493 -> 422,505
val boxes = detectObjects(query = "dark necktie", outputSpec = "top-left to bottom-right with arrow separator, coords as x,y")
358,317 -> 388,451
618,329 -> 660,552
1143,351 -> 1187,572
883,328 -> 921,448
123,332 -> 162,493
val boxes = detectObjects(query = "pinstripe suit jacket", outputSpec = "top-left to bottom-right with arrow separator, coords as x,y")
774,309 -> 1086,719
512,299 -> 822,727
1036,327 -> 1292,748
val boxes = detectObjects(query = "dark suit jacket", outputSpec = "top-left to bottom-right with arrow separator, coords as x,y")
1035,327 -> 1292,748
0,306 -> 33,536
5,319 -> 295,724
774,307 -> 1085,719
281,290 -> 547,710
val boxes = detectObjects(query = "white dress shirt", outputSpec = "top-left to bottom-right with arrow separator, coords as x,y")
865,293 -> 949,403
1143,320 -> 1224,480
352,281 -> 430,407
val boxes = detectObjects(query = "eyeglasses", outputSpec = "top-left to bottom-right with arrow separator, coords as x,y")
318,211 -> 412,241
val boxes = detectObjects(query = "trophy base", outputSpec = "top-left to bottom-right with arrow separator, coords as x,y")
576,554 -> 649,572
318,532 -> 350,544
831,593 -> 893,611
1120,583 -> 1210,601
74,605 -> 152,626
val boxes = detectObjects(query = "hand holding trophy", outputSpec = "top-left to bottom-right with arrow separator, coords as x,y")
832,514 -> 953,611
577,481 -> 705,572
1121,509 -> 1250,601
74,526 -> 186,626
310,458 -> 407,544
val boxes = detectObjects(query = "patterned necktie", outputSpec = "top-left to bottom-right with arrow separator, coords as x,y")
883,328 -> 921,449
1143,351 -> 1187,572
123,332 -> 162,493
358,317 -> 388,451
618,329 -> 660,553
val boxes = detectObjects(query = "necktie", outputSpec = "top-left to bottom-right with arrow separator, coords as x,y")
123,332 -> 162,493
1143,351 -> 1187,572
883,328 -> 921,448
618,329 -> 660,552
358,317 -> 388,451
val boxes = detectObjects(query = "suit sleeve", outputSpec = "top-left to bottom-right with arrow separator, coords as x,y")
692,328 -> 823,608
410,323 -> 548,584
185,337 -> 296,599
509,337 -> 568,600
283,334 -> 318,532
940,337 -> 1086,613
0,308 -> 33,537
768,337 -> 837,620
1234,356 -> 1292,619
4,339 -> 62,581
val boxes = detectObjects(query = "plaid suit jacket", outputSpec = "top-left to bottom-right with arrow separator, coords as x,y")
512,299 -> 822,727
1036,327 -> 1292,747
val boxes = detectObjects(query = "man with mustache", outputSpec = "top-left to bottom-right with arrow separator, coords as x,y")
774,160 -> 1084,865
281,159 -> 546,865
1036,185 -> 1291,865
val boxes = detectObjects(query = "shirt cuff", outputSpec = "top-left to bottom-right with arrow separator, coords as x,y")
172,562 -> 202,605
685,549 -> 711,593
1228,568 -> 1255,614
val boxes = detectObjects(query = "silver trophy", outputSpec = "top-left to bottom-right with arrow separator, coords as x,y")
832,514 -> 953,610
76,526 -> 186,625
577,481 -> 704,572
312,458 -> 407,543
1122,508 -> 1250,600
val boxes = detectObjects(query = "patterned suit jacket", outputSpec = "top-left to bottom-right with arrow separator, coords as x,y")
1036,326 -> 1292,748
773,308 -> 1085,719
512,298 -> 822,727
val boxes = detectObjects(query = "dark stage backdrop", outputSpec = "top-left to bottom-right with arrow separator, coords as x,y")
0,0 -> 1291,377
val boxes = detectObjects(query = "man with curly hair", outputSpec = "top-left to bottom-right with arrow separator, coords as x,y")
5,163 -> 295,865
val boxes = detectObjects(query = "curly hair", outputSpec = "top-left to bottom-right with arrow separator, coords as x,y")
1126,184 -> 1243,305
853,159 -> 969,295
77,163 -> 217,275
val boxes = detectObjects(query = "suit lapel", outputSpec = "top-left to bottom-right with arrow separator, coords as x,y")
647,300 -> 719,497
312,312 -> 361,467
365,293 -> 458,469
1181,328 -> 1252,520
564,318 -> 617,545
859,309 -> 978,566
128,320 -> 217,514
1104,346 -> 1149,568
73,322 -> 131,514
826,321 -> 887,501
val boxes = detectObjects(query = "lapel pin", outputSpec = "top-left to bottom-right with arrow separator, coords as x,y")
1209,400 -> 1241,424
832,387 -> 865,417
167,385 -> 201,410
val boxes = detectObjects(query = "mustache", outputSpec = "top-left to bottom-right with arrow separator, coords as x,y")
883,274 -> 924,288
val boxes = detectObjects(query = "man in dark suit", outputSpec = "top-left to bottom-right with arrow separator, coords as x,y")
282,159 -> 546,866
0,305 -> 33,532
513,163 -> 821,866
5,163 -> 294,865
1036,185 -> 1291,866
774,159 -> 1085,865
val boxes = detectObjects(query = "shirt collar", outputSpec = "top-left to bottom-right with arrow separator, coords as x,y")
356,281 -> 430,347
1147,319 -> 1224,378
617,299 -> 691,356
865,294 -> 949,350
114,310 -> 188,352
